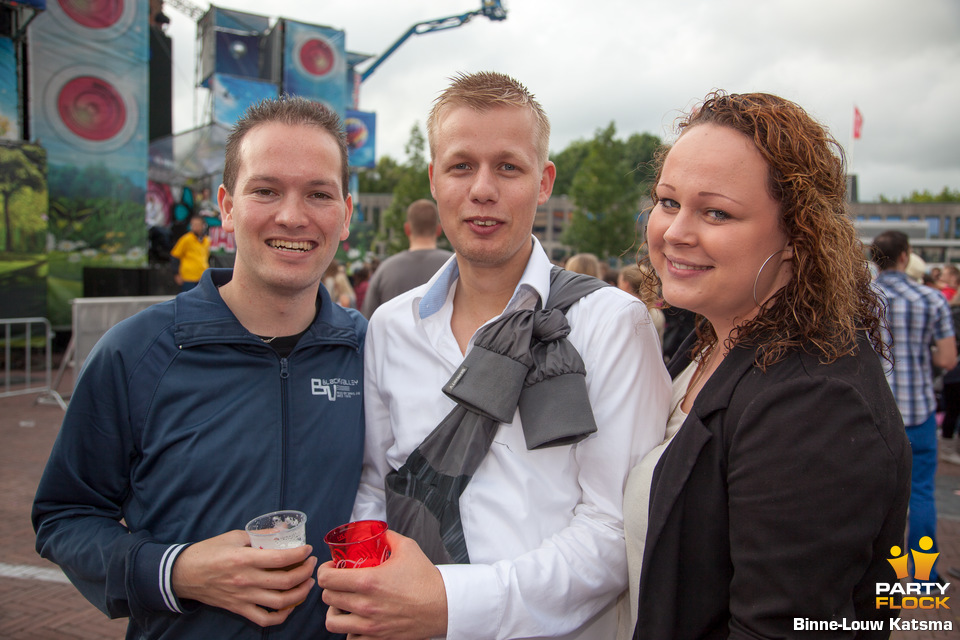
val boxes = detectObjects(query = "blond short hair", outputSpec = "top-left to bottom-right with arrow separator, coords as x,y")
565,253 -> 602,279
426,71 -> 550,168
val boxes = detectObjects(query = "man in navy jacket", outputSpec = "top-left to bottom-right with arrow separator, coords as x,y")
33,96 -> 365,640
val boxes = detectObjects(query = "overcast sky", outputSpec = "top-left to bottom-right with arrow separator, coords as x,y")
165,0 -> 960,203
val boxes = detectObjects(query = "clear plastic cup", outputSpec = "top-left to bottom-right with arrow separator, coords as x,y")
245,510 -> 307,550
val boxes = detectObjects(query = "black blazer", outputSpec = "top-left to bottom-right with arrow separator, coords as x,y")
635,333 -> 910,639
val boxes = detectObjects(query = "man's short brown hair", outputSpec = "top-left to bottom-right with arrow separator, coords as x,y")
222,95 -> 349,197
406,199 -> 440,237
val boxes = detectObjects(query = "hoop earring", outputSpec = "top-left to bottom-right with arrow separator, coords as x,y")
753,249 -> 789,307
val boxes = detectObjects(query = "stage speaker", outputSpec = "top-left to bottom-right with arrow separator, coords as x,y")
0,8 -> 13,38
149,26 -> 172,141
83,266 -> 149,297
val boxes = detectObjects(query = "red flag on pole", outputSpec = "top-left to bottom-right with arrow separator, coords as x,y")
853,106 -> 863,140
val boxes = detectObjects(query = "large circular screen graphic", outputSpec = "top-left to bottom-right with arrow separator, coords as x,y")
58,0 -> 125,29
44,67 -> 139,152
298,37 -> 337,77
57,75 -> 127,141
53,0 -> 136,39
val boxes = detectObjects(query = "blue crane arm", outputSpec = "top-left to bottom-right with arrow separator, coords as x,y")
360,1 -> 506,82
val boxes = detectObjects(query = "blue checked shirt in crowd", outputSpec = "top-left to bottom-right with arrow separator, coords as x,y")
874,270 -> 955,426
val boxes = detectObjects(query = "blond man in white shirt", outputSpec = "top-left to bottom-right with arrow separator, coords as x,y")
317,71 -> 670,640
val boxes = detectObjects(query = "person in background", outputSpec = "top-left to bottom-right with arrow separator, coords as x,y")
904,252 -> 928,285
360,199 -> 453,318
617,263 -> 643,297
32,96 -> 365,640
351,264 -> 371,311
937,296 -> 960,466
619,263 -> 665,347
318,70 -> 670,640
939,263 -> 960,300
625,91 -> 911,639
196,186 -> 221,227
331,269 -> 356,309
872,229 -> 956,588
604,267 -> 620,287
170,214 -> 210,291
939,266 -> 960,466
565,252 -> 603,279
322,260 -> 339,295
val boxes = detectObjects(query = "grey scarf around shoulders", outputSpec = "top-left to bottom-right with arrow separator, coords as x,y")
384,267 -> 608,564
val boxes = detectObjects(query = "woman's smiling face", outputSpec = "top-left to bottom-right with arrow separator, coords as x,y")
647,123 -> 792,338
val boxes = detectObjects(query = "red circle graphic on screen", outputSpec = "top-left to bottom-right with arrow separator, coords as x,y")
299,38 -> 336,77
59,0 -> 125,29
57,76 -> 127,142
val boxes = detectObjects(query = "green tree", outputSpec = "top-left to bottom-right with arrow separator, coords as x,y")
878,186 -> 960,203
0,145 -> 46,252
375,123 -> 432,256
561,123 -> 659,261
46,164 -> 147,254
7,189 -> 48,253
623,132 -> 661,190
357,155 -> 404,194
904,187 -> 960,203
550,139 -> 590,196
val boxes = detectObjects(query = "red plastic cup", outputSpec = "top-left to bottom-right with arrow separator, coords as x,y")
324,520 -> 391,568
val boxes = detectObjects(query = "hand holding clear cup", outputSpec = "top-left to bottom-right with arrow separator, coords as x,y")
243,510 -> 312,614
245,510 -> 307,550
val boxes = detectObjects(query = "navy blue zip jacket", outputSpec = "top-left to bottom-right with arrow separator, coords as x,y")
33,269 -> 365,639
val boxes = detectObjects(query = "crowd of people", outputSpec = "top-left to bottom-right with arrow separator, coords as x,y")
30,72 -> 955,640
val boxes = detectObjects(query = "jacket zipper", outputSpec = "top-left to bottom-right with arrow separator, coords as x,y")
279,357 -> 289,508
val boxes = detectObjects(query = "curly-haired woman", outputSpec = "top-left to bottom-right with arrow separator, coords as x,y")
621,92 -> 910,639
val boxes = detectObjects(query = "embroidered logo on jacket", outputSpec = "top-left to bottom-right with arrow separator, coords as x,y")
311,377 -> 360,401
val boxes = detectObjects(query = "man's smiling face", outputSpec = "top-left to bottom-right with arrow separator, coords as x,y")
219,121 -> 353,298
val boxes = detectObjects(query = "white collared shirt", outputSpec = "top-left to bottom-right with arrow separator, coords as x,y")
354,238 -> 671,640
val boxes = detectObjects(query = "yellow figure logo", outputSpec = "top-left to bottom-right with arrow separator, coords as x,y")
887,546 -> 910,580
877,537 -> 950,612
887,537 -> 938,581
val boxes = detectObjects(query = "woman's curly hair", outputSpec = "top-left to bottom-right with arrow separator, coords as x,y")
638,91 -> 887,368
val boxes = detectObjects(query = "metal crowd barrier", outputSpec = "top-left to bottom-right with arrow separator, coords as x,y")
0,317 -> 67,410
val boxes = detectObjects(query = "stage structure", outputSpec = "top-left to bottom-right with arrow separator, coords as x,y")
151,0 -> 508,184
0,1 -> 507,325
20,1 -> 147,326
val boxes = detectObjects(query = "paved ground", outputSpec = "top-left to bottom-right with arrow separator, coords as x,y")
1,374 -> 127,639
1,368 -> 958,639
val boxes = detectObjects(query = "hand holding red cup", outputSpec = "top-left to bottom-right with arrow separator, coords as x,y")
324,520 -> 391,568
